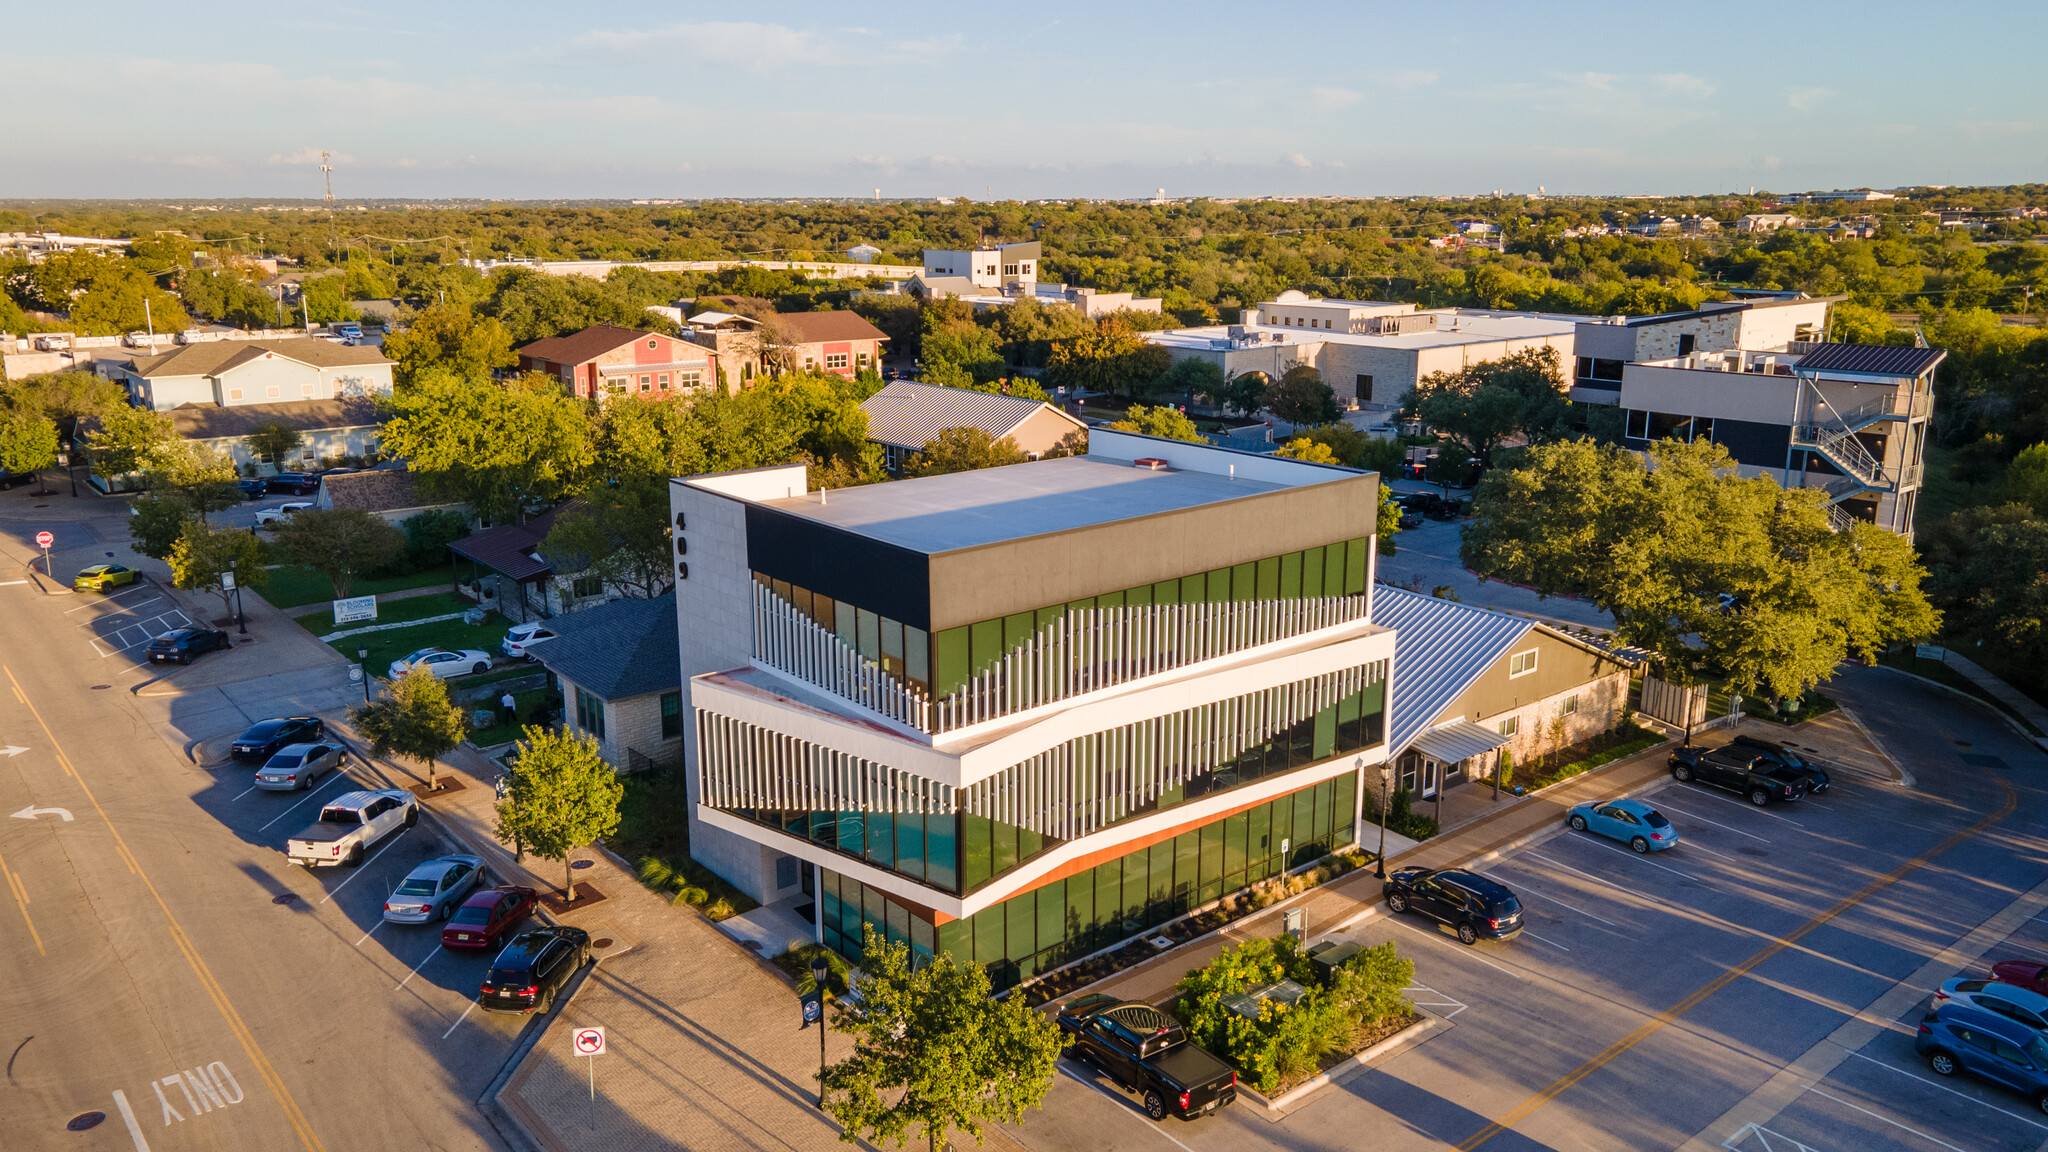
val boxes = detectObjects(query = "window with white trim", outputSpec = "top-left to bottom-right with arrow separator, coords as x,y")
677,369 -> 703,389
1559,694 -> 1579,716
825,352 -> 849,370
1508,649 -> 1538,678
1498,716 -> 1519,736
266,385 -> 280,398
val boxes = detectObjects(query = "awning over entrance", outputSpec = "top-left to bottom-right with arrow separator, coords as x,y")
1410,720 -> 1512,765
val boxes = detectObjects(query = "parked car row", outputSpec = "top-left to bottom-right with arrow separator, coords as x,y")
1668,734 -> 1832,806
1919,965 -> 2048,1114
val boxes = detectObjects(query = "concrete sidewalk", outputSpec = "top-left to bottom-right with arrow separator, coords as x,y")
1938,650 -> 2048,747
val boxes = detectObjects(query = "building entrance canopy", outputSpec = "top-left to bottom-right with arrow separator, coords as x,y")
1409,720 -> 1511,765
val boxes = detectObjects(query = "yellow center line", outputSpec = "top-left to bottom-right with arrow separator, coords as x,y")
3,666 -> 327,1152
1455,774 -> 2020,1151
0,849 -> 45,955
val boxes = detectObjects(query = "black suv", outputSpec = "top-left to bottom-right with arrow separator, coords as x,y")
1669,745 -> 1809,805
145,627 -> 232,666
1057,994 -> 1237,1121
230,716 -> 326,762
265,472 -> 320,495
1729,735 -> 1832,794
480,926 -> 592,1014
1384,867 -> 1523,945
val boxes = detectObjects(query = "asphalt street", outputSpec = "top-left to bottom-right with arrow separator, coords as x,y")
1010,666 -> 2048,1152
0,489 -> 526,1151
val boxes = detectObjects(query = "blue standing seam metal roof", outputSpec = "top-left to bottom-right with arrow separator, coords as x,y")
859,380 -> 1081,451
1794,343 -> 1947,378
532,591 -> 680,702
1373,586 -> 1536,756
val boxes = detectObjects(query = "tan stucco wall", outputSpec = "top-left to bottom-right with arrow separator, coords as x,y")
1009,407 -> 1087,457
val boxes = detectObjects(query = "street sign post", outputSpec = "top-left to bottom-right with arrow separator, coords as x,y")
35,530 -> 52,576
572,1027 -> 606,1130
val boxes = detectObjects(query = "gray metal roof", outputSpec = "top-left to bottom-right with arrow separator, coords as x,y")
1411,720 -> 1511,764
1374,586 -> 1535,755
1794,343 -> 1947,378
533,592 -> 679,702
860,381 -> 1079,451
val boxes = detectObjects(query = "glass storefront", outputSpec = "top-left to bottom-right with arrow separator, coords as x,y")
819,771 -> 1358,993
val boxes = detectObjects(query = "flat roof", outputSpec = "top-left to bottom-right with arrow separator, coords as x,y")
1150,311 -> 1574,353
756,455 -> 1305,554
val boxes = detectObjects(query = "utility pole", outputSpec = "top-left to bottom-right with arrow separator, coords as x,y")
320,150 -> 337,256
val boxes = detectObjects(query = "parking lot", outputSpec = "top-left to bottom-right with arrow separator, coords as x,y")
67,579 -> 195,661
1010,670 -> 2048,1152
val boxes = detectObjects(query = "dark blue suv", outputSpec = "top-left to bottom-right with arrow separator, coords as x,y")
1918,1002 -> 2048,1114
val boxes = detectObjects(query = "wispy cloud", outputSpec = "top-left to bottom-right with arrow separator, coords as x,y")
1788,86 -> 1833,110
1655,73 -> 1715,98
268,146 -> 353,165
1282,151 -> 1312,170
1958,120 -> 2032,137
1387,69 -> 1437,90
1312,86 -> 1362,110
576,21 -> 845,72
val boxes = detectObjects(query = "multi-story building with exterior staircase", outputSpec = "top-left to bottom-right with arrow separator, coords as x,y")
669,432 -> 1396,991
1613,342 -> 1945,536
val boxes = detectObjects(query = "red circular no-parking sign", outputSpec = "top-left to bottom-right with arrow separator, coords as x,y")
35,531 -> 52,548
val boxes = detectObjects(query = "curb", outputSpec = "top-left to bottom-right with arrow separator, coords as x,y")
1236,1009 -> 1448,1118
1869,665 -> 2048,759
478,962 -> 599,1152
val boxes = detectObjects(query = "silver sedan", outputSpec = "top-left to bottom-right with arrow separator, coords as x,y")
253,743 -> 347,791
382,855 -> 487,923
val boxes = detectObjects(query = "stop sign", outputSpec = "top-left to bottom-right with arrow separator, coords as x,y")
35,531 -> 52,549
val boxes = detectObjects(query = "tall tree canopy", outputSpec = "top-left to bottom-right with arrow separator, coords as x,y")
1402,347 -> 1575,469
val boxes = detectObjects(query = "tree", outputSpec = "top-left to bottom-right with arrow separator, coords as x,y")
378,366 -> 594,523
274,508 -> 406,598
1295,422 -> 1368,466
1402,347 -> 1574,469
0,405 -> 59,490
128,494 -> 194,559
243,420 -> 304,468
822,923 -> 1061,1152
1044,320 -> 1172,398
1207,371 -> 1268,418
1378,483 -> 1402,557
492,725 -> 624,902
145,441 -> 243,523
1276,437 -> 1340,464
353,666 -> 470,793
542,483 -> 674,599
2004,442 -> 2048,516
1924,507 -> 2048,696
83,404 -> 176,478
379,303 -> 517,385
167,522 -> 266,620
400,508 -> 471,571
1155,357 -> 1223,406
1106,404 -> 1205,443
1265,366 -> 1341,427
908,427 -> 1027,476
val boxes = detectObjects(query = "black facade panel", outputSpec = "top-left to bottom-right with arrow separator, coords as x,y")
745,505 -> 933,630
1709,419 -> 1791,471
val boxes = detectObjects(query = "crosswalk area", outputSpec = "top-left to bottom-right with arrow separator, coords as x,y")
68,585 -> 193,661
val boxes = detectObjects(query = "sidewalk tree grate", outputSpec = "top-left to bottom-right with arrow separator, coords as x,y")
593,938 -> 614,949
90,684 -> 109,690
272,893 -> 298,906
572,859 -> 594,870
67,1113 -> 105,1131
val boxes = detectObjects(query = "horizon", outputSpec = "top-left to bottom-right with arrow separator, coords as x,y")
4,0 -> 2042,201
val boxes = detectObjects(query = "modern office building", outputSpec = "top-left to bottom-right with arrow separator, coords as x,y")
670,433 -> 1395,989
1569,295 -> 1840,401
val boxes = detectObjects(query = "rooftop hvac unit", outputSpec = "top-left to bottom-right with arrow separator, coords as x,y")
1364,313 -> 1439,335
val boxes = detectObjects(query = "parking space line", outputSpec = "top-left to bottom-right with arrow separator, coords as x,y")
1522,930 -> 1570,951
1681,787 -> 1809,827
1579,837 -> 1702,880
1839,1049 -> 2048,1132
1057,1064 -> 1201,1152
1473,866 -> 1619,926
316,828 -> 413,904
1404,983 -> 1469,1020
1386,916 -> 1526,980
1652,801 -> 1773,843
394,943 -> 442,990
1678,841 -> 1745,864
441,1002 -> 476,1039
1805,1088 -> 1967,1152
354,920 -> 386,948
256,773 -> 354,831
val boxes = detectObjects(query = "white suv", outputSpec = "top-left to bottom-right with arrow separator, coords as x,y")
254,502 -> 313,527
501,622 -> 559,661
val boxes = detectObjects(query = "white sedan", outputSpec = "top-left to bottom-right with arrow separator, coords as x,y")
501,622 -> 559,661
388,647 -> 492,680
254,502 -> 313,527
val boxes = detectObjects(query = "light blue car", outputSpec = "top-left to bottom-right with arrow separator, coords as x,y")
1566,797 -> 1678,854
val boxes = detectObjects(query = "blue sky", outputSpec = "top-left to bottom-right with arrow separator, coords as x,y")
5,1 -> 2042,200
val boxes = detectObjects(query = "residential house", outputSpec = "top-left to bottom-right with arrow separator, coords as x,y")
682,309 -> 889,384
115,337 -> 394,412
1609,342 -> 1946,536
1370,587 -> 1639,802
1736,213 -> 1800,234
860,381 -> 1088,474
671,430 -> 1392,988
449,503 -> 620,623
536,592 -> 684,773
905,242 -> 1163,316
313,468 -> 467,526
1146,292 -> 1578,413
164,397 -> 384,475
514,324 -> 714,401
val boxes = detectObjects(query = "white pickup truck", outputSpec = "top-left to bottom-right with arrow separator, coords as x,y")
287,789 -> 417,867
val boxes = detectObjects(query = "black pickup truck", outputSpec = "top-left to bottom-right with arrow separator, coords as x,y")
1057,994 -> 1238,1121
1669,745 -> 1810,806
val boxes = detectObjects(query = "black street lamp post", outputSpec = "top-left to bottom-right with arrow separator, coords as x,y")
227,560 -> 247,634
810,955 -> 830,1109
359,647 -> 371,703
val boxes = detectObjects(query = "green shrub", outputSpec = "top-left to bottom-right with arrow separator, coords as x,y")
1173,935 -> 1413,1094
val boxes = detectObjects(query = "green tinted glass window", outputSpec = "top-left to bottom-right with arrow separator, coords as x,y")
1097,590 -> 1125,610
1149,840 -> 1174,906
937,918 -> 972,965
973,906 -> 1005,965
969,619 -> 1003,675
1223,811 -> 1248,875
1154,578 -> 1180,605
1200,821 -> 1224,885
926,813 -> 958,892
1231,562 -> 1256,602
1065,872 -> 1095,945
1333,772 -> 1358,846
961,813 -> 992,890
1095,861 -> 1121,929
1125,584 -> 1154,608
1174,832 -> 1198,897
1035,879 -> 1066,960
1004,612 -> 1035,652
1314,704 -> 1338,760
1324,543 -> 1346,598
1346,537 -> 1370,593
1249,804 -> 1271,866
1120,850 -> 1147,923
1256,557 -> 1280,600
1280,551 -> 1302,598
991,820 -> 1019,878
1207,568 -> 1232,603
1006,890 -> 1037,960
1302,546 -> 1325,597
934,628 -> 969,697
894,812 -> 924,881
1180,573 -> 1205,603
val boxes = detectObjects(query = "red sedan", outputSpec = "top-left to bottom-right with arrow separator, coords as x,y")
1993,960 -> 2048,997
442,885 -> 538,951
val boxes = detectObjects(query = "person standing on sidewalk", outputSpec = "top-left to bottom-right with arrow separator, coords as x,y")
500,690 -> 517,728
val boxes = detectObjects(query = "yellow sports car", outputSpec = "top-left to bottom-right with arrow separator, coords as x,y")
73,563 -> 137,592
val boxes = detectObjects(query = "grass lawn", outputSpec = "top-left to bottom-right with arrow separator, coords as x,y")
329,615 -> 513,676
465,687 -> 551,747
299,592 -> 474,637
258,564 -> 453,609
608,765 -> 757,921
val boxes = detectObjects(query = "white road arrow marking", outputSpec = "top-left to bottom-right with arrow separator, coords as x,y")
0,746 -> 28,758
10,805 -> 73,822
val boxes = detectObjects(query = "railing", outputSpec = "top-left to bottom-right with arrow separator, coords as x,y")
751,583 -> 1373,735
1814,392 -> 1905,431
1793,422 -> 1886,488
934,596 -> 1372,731
1827,504 -> 1856,534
